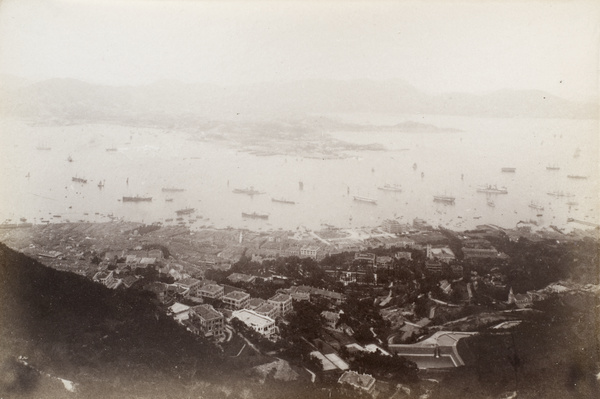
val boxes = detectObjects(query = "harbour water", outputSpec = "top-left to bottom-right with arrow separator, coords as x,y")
1,114 -> 598,232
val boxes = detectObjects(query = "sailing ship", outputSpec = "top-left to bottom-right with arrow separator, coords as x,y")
122,196 -> 152,202
353,196 -> 377,204
377,184 -> 402,192
242,212 -> 268,219
272,198 -> 295,204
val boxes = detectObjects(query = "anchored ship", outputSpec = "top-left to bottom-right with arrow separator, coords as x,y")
501,167 -> 516,173
547,191 -> 574,198
529,201 -> 544,211
162,187 -> 185,192
122,196 -> 152,202
272,198 -> 295,204
233,187 -> 264,196
176,208 -> 195,215
242,212 -> 268,219
353,195 -> 377,204
72,176 -> 87,184
433,195 -> 455,204
377,184 -> 402,192
477,185 -> 508,194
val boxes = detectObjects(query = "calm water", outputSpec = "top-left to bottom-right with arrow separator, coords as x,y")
1,114 -> 598,232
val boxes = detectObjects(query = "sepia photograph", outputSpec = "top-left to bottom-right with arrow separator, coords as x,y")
0,0 -> 598,398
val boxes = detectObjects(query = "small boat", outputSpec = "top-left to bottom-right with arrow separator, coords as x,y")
501,167 -> 516,173
412,163 -> 417,170
378,184 -> 402,192
546,164 -> 560,171
567,175 -> 588,180
36,145 -> 51,150
272,198 -> 295,204
122,196 -> 152,202
67,155 -> 73,162
353,195 -> 377,204
567,201 -> 578,206
25,172 -> 30,178
242,212 -> 269,219
106,147 -> 117,152
574,148 -> 581,158
161,187 -> 185,192
165,198 -> 173,202
72,176 -> 87,184
20,217 -> 27,222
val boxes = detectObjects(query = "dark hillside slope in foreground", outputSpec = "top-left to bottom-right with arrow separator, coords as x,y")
0,243 -> 360,399
438,294 -> 600,399
0,243 -> 228,398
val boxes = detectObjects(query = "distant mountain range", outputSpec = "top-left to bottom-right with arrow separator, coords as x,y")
0,75 -> 596,123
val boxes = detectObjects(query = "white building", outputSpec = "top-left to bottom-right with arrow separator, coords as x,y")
232,309 -> 276,337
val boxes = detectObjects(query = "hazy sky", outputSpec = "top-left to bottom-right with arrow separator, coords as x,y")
0,0 -> 598,100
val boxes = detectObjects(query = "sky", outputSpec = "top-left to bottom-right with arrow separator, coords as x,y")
0,0 -> 598,101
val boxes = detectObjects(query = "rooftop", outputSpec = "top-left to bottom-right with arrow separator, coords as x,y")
232,309 -> 275,327
269,293 -> 291,303
224,290 -> 250,300
200,284 -> 224,294
192,304 -> 222,321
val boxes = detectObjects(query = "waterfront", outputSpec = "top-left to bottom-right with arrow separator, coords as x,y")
0,114 -> 597,232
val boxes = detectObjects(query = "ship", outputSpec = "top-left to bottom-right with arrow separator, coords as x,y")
72,176 -> 87,184
567,175 -> 588,180
501,167 -> 516,173
547,191 -> 574,198
272,198 -> 295,204
353,195 -> 377,204
176,208 -> 195,215
378,184 -> 402,192
242,212 -> 268,219
106,147 -> 117,152
233,186 -> 264,196
433,195 -> 455,204
122,196 -> 152,202
36,145 -> 51,150
476,185 -> 508,194
162,187 -> 185,192
528,201 -> 544,211
487,199 -> 495,207
546,164 -> 560,171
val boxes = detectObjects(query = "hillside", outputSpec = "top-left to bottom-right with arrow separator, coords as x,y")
0,76 -> 595,124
